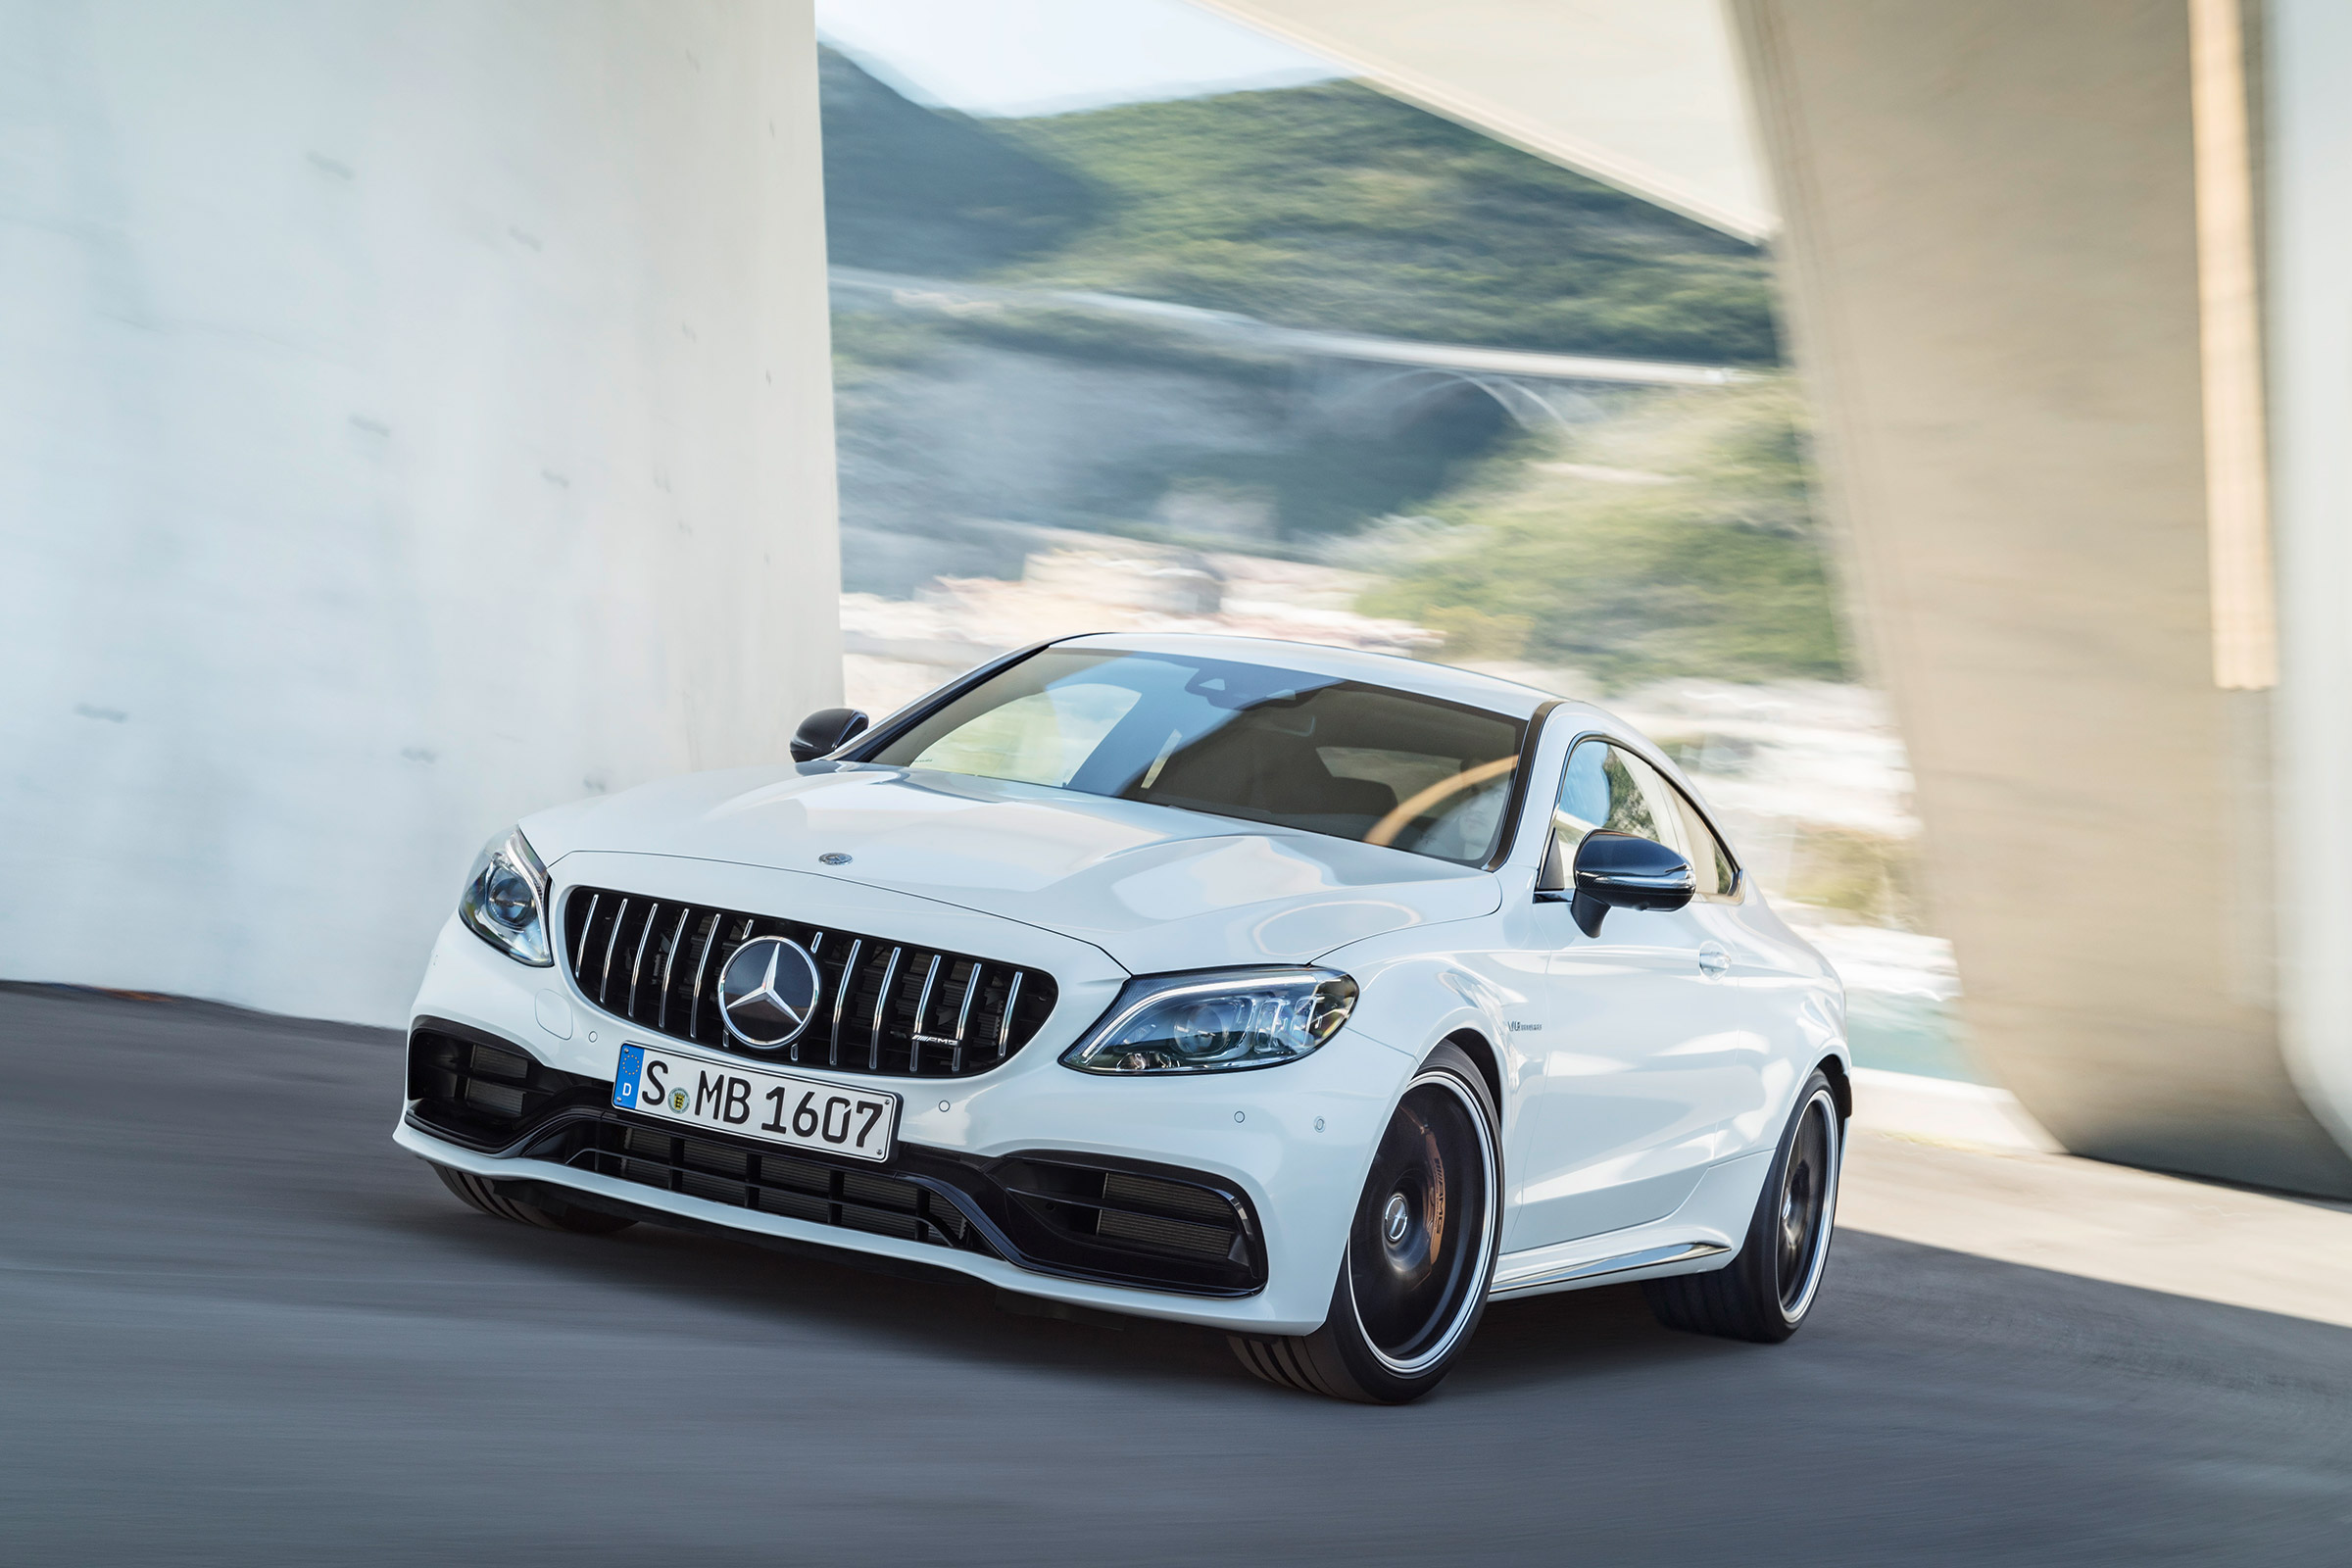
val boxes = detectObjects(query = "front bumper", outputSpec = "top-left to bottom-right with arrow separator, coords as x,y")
404,865 -> 1416,1332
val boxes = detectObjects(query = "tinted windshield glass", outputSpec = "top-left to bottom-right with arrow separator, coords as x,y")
866,649 -> 1528,866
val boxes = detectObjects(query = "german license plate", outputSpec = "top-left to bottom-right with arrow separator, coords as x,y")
612,1045 -> 900,1163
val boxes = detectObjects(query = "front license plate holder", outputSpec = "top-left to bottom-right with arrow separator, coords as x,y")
612,1044 -> 900,1163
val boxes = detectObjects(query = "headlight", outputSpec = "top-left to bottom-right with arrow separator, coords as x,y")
458,827 -> 553,967
1061,967 -> 1357,1075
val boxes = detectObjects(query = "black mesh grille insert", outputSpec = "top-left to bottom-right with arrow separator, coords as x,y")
563,1120 -> 979,1251
996,1155 -> 1252,1272
560,886 -> 1057,1078
408,1025 -> 606,1150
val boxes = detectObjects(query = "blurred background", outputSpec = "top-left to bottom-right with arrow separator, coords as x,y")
10,3 -> 2352,1561
9,0 -> 2352,1191
811,3 -> 1962,1090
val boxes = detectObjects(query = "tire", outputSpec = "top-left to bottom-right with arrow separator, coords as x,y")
1643,1069 -> 1842,1344
1230,1043 -> 1501,1403
428,1160 -> 637,1236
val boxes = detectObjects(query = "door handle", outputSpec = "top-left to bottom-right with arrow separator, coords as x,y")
1696,943 -> 1731,978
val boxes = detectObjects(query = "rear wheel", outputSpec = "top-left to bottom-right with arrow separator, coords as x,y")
428,1161 -> 637,1235
1643,1070 -> 1841,1343
1229,1043 -> 1500,1403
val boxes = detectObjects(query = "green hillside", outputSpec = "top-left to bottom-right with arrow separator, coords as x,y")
1358,381 -> 1848,686
822,54 -> 1780,367
998,82 -> 1780,366
820,52 -> 1842,687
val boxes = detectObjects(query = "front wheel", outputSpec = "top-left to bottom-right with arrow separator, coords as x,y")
1643,1069 -> 1842,1343
1230,1043 -> 1500,1403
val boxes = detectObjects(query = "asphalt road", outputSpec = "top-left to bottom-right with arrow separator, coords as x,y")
6,985 -> 2350,1565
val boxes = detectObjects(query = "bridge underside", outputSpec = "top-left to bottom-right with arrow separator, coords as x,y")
1218,0 -> 2352,1192
1731,0 -> 2352,1194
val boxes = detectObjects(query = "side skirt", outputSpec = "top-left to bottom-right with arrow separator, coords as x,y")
1487,1149 -> 1772,1301
1488,1240 -> 1729,1300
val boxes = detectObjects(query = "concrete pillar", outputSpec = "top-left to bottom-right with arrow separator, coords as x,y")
0,1 -> 842,1025
1730,0 -> 2352,1193
2268,0 -> 2352,1168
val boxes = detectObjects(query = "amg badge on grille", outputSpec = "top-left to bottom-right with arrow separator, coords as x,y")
714,935 -> 822,1048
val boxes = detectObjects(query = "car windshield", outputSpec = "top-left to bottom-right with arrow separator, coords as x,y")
864,649 -> 1528,866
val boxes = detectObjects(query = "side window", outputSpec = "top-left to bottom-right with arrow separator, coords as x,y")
1545,739 -> 1739,899
1547,740 -> 1665,884
1666,785 -> 1740,900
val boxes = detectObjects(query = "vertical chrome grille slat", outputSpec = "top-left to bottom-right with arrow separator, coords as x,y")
909,954 -> 943,1073
599,898 -> 629,1005
685,911 -> 721,1042
573,893 -> 601,974
998,970 -> 1024,1059
627,902 -> 662,1019
829,938 -> 862,1068
949,960 -> 981,1074
656,906 -> 691,1031
867,947 -> 904,1072
564,887 -> 1051,1078
793,934 -> 825,1063
710,918 -> 753,1040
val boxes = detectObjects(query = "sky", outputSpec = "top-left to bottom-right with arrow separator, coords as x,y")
811,0 -> 1341,118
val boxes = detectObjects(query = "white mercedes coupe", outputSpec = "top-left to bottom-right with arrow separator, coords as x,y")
399,633 -> 1849,1402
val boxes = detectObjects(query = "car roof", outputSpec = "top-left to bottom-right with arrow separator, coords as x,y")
1054,631 -> 1597,726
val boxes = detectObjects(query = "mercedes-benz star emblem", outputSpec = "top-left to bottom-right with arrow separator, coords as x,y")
1383,1193 -> 1412,1247
817,852 -> 853,866
714,935 -> 822,1049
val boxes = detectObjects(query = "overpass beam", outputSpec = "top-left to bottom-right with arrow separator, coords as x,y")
1730,0 -> 2352,1192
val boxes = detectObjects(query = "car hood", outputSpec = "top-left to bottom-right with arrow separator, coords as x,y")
524,764 -> 1499,973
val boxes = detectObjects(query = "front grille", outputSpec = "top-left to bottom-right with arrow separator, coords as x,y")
561,885 -> 1057,1078
564,1122 -> 983,1252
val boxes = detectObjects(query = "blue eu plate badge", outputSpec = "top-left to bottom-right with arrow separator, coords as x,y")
612,1044 -> 645,1109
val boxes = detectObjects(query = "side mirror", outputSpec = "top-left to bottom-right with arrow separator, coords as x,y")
1561,830 -> 1694,937
790,707 -> 869,763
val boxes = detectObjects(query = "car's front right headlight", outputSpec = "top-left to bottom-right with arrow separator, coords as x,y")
1061,967 -> 1358,1075
457,827 -> 553,967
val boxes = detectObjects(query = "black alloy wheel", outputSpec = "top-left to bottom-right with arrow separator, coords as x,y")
1643,1068 -> 1843,1343
1230,1042 -> 1499,1403
1775,1087 -> 1836,1318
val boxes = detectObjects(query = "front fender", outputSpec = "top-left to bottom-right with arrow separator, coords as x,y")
1321,935 -> 1537,1149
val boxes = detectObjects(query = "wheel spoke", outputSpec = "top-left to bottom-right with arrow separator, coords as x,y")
1775,1097 -> 1836,1314
1348,1075 -> 1494,1372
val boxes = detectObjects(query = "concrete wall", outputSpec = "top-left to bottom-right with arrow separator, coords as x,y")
1730,0 -> 2352,1193
2269,0 -> 2352,1161
0,1 -> 842,1026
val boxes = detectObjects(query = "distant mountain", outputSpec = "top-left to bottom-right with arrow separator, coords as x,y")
820,51 -> 1780,366
819,48 -> 1100,276
818,53 -> 1837,698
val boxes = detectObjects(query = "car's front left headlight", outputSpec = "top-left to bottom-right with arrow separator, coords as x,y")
1061,967 -> 1358,1075
458,827 -> 553,967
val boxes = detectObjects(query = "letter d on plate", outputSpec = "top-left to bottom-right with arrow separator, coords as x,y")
612,1045 -> 644,1109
